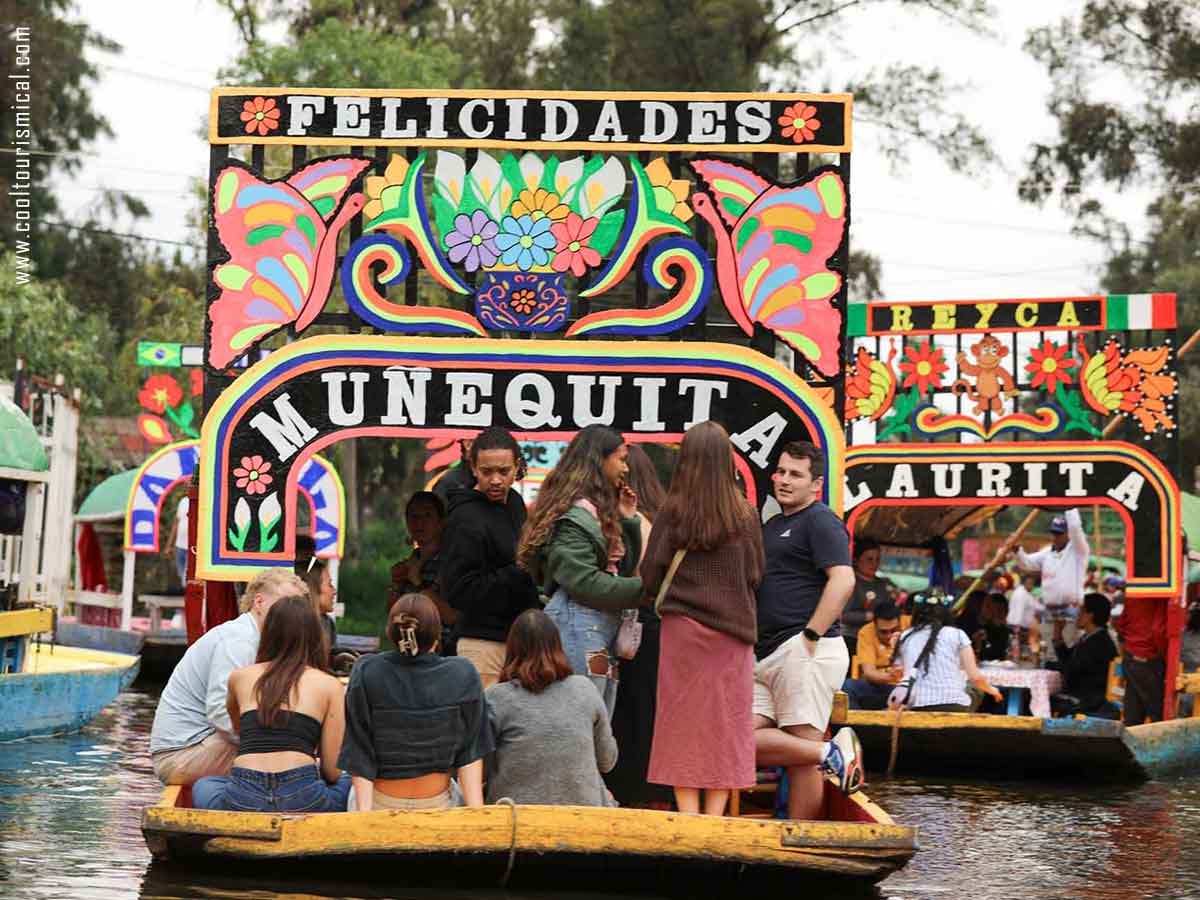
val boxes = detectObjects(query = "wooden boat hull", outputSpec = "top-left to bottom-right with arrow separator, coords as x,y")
845,710 -> 1200,781
142,784 -> 917,886
0,644 -> 140,742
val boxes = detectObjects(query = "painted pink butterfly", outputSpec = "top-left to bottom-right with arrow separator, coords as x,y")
689,159 -> 847,377
208,156 -> 371,368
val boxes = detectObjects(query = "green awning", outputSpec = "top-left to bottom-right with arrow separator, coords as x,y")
0,395 -> 48,473
76,469 -> 138,522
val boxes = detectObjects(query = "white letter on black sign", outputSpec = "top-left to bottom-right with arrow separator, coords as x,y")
640,102 -> 677,143
248,393 -> 318,463
632,377 -> 666,431
731,413 -> 787,468
1107,472 -> 1145,511
844,477 -> 874,511
932,463 -> 964,497
506,374 -> 562,429
735,101 -> 771,143
589,100 -> 629,142
426,97 -> 449,138
1059,462 -> 1094,496
679,379 -> 729,428
1024,462 -> 1049,497
504,98 -> 528,140
381,367 -> 431,425
286,96 -> 325,136
333,97 -> 371,137
568,375 -> 621,426
885,464 -> 918,499
978,462 -> 1012,497
541,100 -> 579,142
459,98 -> 495,139
686,101 -> 726,143
380,98 -> 417,138
445,373 -> 493,426
322,372 -> 369,426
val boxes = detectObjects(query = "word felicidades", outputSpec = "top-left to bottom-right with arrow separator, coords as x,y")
212,89 -> 851,152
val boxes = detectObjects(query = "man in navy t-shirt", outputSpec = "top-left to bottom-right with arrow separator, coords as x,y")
752,441 -> 864,818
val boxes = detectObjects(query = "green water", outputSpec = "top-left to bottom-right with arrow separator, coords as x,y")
0,687 -> 1196,899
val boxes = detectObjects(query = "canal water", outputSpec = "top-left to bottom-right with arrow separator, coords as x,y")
1,686 -> 1196,900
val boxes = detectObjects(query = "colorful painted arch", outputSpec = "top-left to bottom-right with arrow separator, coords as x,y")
196,335 -> 844,581
123,439 -> 346,560
844,441 -> 1182,598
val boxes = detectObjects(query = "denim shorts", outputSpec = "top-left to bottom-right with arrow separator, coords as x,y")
192,764 -> 351,813
544,588 -> 620,717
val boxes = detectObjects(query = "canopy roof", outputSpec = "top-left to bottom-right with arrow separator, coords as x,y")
0,395 -> 49,474
76,469 -> 137,522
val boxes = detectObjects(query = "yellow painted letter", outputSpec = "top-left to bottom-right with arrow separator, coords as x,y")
890,305 -> 913,332
1015,302 -> 1038,327
975,302 -> 998,329
1058,301 -> 1080,328
932,304 -> 957,330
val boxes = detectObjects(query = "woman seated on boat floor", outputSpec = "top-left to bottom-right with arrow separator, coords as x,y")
889,590 -> 1003,714
485,609 -> 618,806
191,595 -> 351,813
339,593 -> 492,811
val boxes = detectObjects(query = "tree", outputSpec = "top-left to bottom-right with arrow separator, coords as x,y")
1022,2 -> 1200,485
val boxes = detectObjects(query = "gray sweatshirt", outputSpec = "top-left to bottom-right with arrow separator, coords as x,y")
484,675 -> 618,806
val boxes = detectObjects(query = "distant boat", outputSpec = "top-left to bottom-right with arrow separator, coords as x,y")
0,607 -> 140,742
142,780 -> 917,887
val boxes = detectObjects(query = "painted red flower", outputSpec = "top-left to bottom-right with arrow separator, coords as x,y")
898,340 -> 949,393
240,97 -> 281,137
190,368 -> 203,397
1025,340 -> 1077,394
138,374 -> 183,414
778,103 -> 821,144
233,454 -> 273,495
550,213 -> 601,277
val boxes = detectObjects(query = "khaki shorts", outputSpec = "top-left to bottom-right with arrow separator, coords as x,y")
456,638 -> 506,689
152,730 -> 238,785
753,634 -> 849,731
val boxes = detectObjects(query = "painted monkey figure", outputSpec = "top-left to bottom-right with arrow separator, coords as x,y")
954,335 -> 1018,416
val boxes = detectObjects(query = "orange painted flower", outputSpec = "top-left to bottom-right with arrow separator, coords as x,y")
511,188 -> 569,223
233,455 -> 273,495
1025,340 -> 1077,394
509,288 -> 537,315
136,413 -> 171,445
240,97 -> 281,137
778,103 -> 820,144
138,374 -> 183,414
898,340 -> 948,394
190,368 -> 204,397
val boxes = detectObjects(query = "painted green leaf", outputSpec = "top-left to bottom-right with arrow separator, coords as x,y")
500,153 -> 527,201
260,518 -> 279,552
228,522 -> 249,552
877,389 -> 921,441
590,210 -> 626,258
431,194 -> 458,246
1056,386 -> 1101,436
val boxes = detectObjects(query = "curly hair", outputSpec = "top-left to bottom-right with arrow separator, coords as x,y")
517,425 -> 625,571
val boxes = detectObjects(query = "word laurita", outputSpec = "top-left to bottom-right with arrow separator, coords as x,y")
247,368 -> 789,469
283,95 -> 778,145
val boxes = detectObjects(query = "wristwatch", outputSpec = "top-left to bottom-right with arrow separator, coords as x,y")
802,627 -> 821,642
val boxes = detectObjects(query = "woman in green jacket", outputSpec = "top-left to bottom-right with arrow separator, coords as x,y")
517,425 -> 643,715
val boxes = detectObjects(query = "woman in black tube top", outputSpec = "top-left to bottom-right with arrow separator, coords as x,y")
191,595 -> 351,812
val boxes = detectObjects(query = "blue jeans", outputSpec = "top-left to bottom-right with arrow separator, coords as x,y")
842,678 -> 893,710
175,548 -> 188,585
544,588 -> 620,717
192,765 -> 351,813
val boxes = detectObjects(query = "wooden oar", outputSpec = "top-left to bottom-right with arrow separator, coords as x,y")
951,508 -> 1041,612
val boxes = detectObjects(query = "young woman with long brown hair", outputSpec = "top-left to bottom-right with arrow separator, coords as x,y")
642,421 -> 765,816
518,424 -> 643,715
190,596 -> 350,812
485,609 -> 617,806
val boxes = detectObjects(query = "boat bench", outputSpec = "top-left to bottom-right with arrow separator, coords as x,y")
68,589 -> 123,628
142,594 -> 186,633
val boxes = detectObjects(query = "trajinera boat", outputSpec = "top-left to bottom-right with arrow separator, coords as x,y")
0,607 -> 141,742
142,779 -> 916,887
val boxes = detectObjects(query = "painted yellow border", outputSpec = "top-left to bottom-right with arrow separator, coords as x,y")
209,87 -> 853,153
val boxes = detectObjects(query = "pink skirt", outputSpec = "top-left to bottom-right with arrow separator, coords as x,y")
647,614 -> 755,790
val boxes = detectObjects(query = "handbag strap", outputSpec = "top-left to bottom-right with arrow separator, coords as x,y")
654,549 -> 687,615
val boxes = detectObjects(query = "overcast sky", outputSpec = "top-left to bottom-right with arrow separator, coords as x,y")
69,0 -> 1150,302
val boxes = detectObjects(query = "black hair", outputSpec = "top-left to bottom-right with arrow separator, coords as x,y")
779,440 -> 825,476
897,593 -> 954,675
1082,592 -> 1111,626
986,592 -> 1009,611
853,536 -> 881,561
469,426 -> 527,480
405,490 -> 445,518
294,533 -> 316,565
873,601 -> 900,622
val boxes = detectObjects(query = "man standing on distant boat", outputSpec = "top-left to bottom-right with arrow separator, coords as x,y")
149,569 -> 308,784
752,441 -> 864,820
1012,509 -> 1089,625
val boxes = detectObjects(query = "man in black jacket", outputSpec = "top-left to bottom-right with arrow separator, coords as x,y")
1048,592 -> 1119,718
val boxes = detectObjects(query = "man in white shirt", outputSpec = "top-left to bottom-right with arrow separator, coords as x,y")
172,495 -> 190,585
149,568 -> 308,784
1013,509 -> 1089,623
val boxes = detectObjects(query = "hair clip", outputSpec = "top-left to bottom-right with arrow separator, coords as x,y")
306,555 -> 318,574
